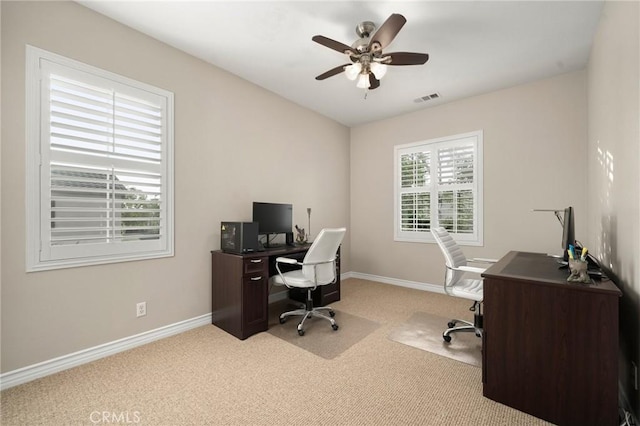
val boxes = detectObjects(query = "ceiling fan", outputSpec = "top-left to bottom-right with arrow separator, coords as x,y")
312,13 -> 429,90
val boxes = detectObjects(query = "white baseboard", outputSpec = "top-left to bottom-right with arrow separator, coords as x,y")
0,272 -> 439,391
0,313 -> 211,391
346,271 -> 444,294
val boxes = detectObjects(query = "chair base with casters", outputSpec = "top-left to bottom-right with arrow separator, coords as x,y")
279,288 -> 338,336
443,300 -> 483,342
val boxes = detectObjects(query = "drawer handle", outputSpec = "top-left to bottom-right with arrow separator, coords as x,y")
250,259 -> 262,263
250,276 -> 262,281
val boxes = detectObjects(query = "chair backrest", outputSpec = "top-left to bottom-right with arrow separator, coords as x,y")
431,227 -> 467,286
302,228 -> 346,285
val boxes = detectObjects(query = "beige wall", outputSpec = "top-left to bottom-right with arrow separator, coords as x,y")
0,1 -> 350,372
587,0 -> 639,418
350,71 -> 588,284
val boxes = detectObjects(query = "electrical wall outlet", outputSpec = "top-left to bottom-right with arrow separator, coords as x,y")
136,302 -> 146,318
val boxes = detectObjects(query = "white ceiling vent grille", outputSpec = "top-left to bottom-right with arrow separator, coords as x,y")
414,92 -> 441,103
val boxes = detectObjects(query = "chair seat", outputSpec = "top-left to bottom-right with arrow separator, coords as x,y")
271,270 -> 317,288
448,278 -> 483,302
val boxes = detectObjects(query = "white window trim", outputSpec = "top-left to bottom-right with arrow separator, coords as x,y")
394,130 -> 484,246
26,45 -> 174,272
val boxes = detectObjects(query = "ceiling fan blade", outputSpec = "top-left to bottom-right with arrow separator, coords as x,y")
369,14 -> 406,52
385,52 -> 430,66
369,74 -> 380,90
315,64 -> 350,80
312,35 -> 357,55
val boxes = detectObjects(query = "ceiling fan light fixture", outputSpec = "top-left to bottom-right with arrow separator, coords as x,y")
356,73 -> 370,89
370,62 -> 388,80
344,63 -> 362,81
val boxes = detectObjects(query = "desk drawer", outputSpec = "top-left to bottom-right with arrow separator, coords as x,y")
244,257 -> 266,275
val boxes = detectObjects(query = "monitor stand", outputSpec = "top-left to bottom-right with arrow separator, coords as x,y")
262,233 -> 284,249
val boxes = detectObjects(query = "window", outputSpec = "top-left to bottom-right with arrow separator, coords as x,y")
394,131 -> 483,245
26,46 -> 174,271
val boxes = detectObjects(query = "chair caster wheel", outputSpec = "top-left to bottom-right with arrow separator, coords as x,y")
279,316 -> 287,324
329,311 -> 336,317
298,329 -> 305,336
443,334 -> 452,343
447,321 -> 456,328
332,324 -> 339,331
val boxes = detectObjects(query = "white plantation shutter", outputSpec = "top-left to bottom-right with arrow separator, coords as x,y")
436,142 -> 475,234
399,151 -> 431,233
394,131 -> 483,245
26,46 -> 174,271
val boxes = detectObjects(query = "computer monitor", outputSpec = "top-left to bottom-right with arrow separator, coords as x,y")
252,202 -> 293,245
561,206 -> 575,261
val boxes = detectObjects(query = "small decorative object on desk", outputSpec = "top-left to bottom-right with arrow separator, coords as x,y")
567,244 -> 590,283
294,224 -> 307,244
307,207 -> 312,241
568,259 -> 590,283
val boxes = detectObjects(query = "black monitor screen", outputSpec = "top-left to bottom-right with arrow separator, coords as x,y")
252,202 -> 292,235
561,206 -> 575,261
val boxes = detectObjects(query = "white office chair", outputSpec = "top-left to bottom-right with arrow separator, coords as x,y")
272,227 -> 346,336
431,227 -> 496,342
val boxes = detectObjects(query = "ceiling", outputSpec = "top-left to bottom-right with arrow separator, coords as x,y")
77,1 -> 604,127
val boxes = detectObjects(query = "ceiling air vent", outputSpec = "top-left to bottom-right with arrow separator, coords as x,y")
414,92 -> 441,103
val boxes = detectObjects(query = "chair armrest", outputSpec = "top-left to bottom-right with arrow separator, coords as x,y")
453,265 -> 487,274
469,257 -> 498,263
298,258 -> 336,267
275,257 -> 300,265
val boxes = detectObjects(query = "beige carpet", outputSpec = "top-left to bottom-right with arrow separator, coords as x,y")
388,311 -> 482,367
0,279 -> 553,426
267,301 -> 380,359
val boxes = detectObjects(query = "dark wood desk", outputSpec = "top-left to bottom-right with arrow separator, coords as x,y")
211,245 -> 340,340
482,251 -> 621,426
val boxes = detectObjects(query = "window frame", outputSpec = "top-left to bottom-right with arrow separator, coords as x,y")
394,130 -> 484,246
26,45 -> 174,272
